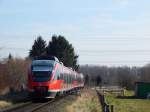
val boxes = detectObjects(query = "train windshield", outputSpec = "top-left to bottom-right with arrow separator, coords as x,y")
31,60 -> 55,82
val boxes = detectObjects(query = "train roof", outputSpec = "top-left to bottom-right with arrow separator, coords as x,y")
33,56 -> 59,62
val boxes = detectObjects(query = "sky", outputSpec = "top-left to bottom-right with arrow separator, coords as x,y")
0,0 -> 150,66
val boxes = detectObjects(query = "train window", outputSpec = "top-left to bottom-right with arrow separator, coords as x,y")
57,75 -> 60,80
69,73 -> 72,84
75,74 -> 77,80
67,73 -> 69,83
68,73 -> 70,84
70,74 -> 72,83
68,73 -> 71,84
73,73 -> 75,81
60,73 -> 63,80
54,67 -> 60,80
77,75 -> 81,83
69,73 -> 71,84
64,73 -> 67,83
72,74 -> 74,83
62,73 -> 65,81
60,67 -> 63,80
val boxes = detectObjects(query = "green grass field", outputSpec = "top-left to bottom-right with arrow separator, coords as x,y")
105,90 -> 150,112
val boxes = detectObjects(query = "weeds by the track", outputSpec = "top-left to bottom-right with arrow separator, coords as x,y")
0,101 -> 12,109
53,89 -> 102,112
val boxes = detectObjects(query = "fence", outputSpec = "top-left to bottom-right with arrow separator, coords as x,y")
96,90 -> 114,112
96,86 -> 124,96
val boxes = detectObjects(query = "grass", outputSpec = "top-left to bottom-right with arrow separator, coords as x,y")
105,90 -> 150,112
53,89 -> 102,112
124,89 -> 134,96
66,90 -> 101,112
0,100 -> 12,109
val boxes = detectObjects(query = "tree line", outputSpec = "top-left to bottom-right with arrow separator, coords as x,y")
80,65 -> 150,90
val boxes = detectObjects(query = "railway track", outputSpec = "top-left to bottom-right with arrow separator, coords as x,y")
1,93 -> 71,112
1,99 -> 55,112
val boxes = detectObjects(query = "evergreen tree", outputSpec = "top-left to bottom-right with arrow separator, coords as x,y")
8,53 -> 13,60
85,75 -> 89,85
96,75 -> 102,86
29,36 -> 46,58
47,35 -> 79,70
7,53 -> 13,63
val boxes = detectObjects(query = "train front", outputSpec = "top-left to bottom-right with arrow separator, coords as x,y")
27,59 -> 55,98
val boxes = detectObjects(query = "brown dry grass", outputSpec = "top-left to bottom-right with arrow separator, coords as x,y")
0,100 -> 12,109
65,89 -> 102,112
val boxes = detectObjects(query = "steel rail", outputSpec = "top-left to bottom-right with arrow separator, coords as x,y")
27,99 -> 55,112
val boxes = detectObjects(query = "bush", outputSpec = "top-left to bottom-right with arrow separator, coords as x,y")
0,58 -> 31,94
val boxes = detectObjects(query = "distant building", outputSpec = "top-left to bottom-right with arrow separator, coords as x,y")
135,82 -> 150,98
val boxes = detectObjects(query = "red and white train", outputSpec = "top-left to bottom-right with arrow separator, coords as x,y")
27,56 -> 84,98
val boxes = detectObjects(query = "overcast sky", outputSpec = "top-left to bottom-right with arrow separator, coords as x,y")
0,0 -> 150,66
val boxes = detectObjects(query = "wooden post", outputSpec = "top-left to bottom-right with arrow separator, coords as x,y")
110,105 -> 114,112
105,104 -> 110,112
